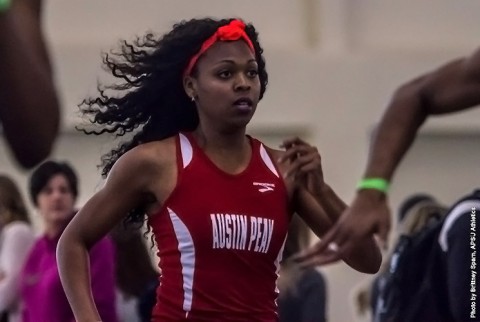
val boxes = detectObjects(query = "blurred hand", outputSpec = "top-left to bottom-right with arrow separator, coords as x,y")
279,137 -> 326,197
294,189 -> 389,267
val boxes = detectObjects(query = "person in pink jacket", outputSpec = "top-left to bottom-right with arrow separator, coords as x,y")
20,160 -> 118,322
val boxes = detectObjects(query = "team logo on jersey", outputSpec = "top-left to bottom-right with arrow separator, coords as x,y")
210,213 -> 275,253
253,182 -> 275,192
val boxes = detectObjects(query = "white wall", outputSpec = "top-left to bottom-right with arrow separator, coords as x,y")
1,1 -> 480,321
0,133 -> 110,231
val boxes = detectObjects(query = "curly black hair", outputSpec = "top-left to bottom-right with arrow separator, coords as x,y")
79,17 -> 268,223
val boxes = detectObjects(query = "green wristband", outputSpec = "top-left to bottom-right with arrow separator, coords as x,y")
357,177 -> 389,193
0,0 -> 11,13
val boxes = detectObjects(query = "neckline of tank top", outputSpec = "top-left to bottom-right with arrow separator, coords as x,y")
181,132 -> 258,179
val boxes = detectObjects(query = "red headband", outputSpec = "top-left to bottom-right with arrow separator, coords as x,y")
183,19 -> 255,77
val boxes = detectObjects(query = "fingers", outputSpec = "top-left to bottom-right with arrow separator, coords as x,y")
292,193 -> 391,269
278,138 -> 322,179
377,218 -> 391,250
279,144 -> 318,162
296,248 -> 339,268
283,154 -> 320,178
279,137 -> 317,157
280,137 -> 310,149
293,217 -> 370,268
293,223 -> 347,263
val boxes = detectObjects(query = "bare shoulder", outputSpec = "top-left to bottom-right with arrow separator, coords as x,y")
106,137 -> 177,189
129,137 -> 176,165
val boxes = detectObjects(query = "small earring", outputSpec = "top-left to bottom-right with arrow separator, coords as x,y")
190,96 -> 195,102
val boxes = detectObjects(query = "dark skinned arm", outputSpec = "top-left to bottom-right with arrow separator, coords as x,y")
313,46 -> 480,262
57,142 -> 173,322
0,0 -> 59,168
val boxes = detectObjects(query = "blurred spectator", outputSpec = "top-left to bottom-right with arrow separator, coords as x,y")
354,193 -> 448,321
278,214 -> 327,322
20,160 -> 118,322
0,175 -> 35,322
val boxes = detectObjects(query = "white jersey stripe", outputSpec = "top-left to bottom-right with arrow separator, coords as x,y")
274,234 -> 287,300
168,207 -> 196,313
439,200 -> 480,252
179,133 -> 193,168
259,144 -> 279,178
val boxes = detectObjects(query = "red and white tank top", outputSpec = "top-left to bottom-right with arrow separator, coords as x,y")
148,132 -> 291,321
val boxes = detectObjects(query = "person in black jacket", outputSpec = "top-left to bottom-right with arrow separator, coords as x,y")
278,214 -> 327,322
